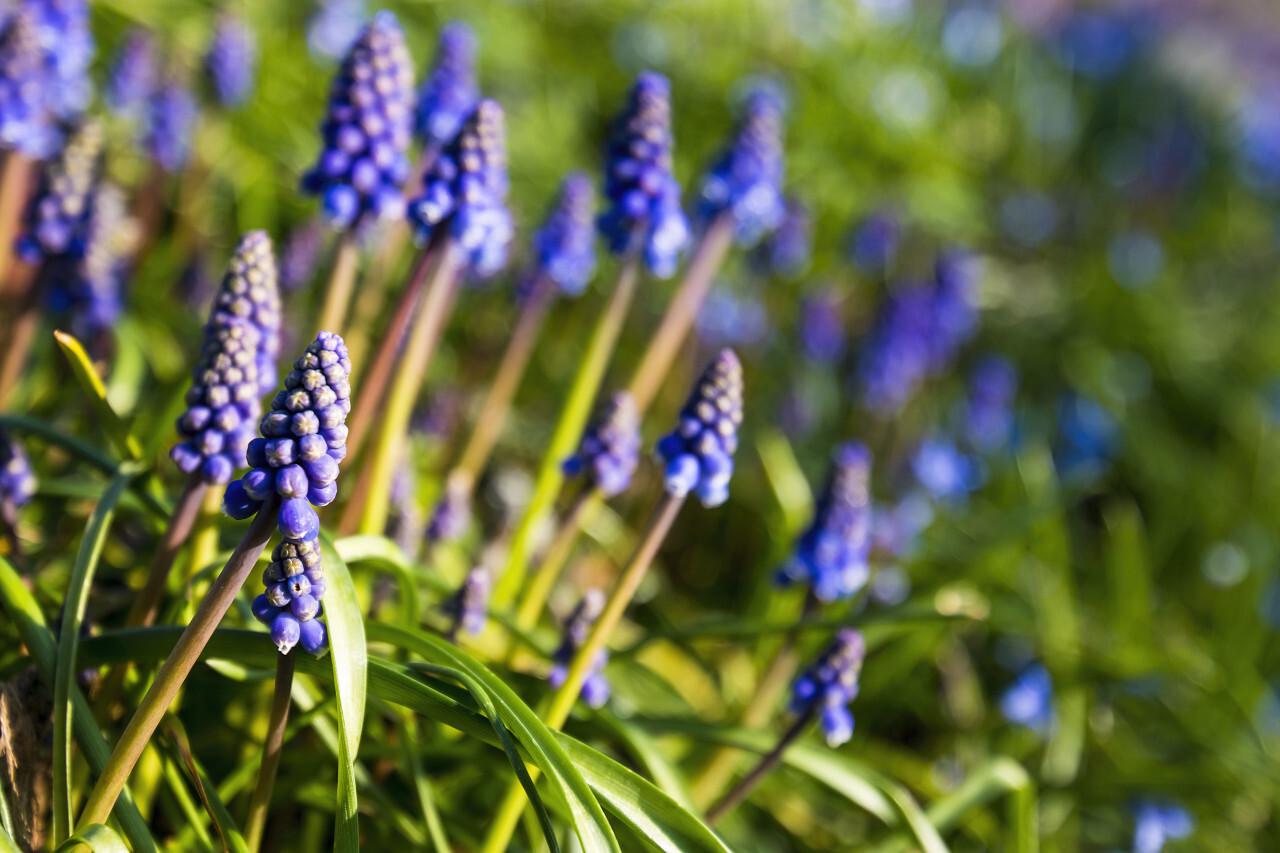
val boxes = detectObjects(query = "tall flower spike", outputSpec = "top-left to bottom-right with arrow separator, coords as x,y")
563,391 -> 641,498
60,183 -> 138,343
778,442 -> 873,602
521,172 -> 597,300
145,78 -> 198,174
415,21 -> 479,150
206,12 -> 258,108
0,9 -> 53,156
548,590 -> 610,708
170,237 -> 277,485
106,29 -> 156,119
409,98 -> 513,279
791,628 -> 866,747
425,478 -> 470,545
695,84 -> 786,246
0,429 -> 37,510
16,119 -> 102,263
307,0 -> 366,62
444,566 -> 491,637
655,349 -> 744,507
209,231 -> 280,394
301,11 -> 414,235
965,355 -> 1018,453
31,0 -> 94,123
597,71 -> 690,278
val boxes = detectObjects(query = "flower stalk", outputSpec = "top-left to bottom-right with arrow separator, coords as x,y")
316,235 -> 360,334
243,649 -> 296,853
704,708 -> 815,825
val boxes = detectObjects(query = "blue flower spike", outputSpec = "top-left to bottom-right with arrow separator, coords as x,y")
655,349 -> 744,507
563,391 -> 641,499
791,628 -> 866,747
696,82 -> 787,246
415,21 -> 479,150
548,590 -> 610,708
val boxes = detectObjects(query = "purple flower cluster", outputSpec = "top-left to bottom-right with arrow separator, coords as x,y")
524,172 -> 597,299
857,253 -> 979,415
791,628 -> 866,747
425,478 -> 471,545
444,565 -> 491,638
847,208 -> 901,273
548,590 -> 610,708
910,436 -> 979,503
145,81 -> 198,174
999,663 -> 1053,734
16,119 -> 101,263
0,9 -> 53,156
307,0 -> 366,62
563,391 -> 641,498
598,71 -> 690,278
752,195 -> 811,277
696,84 -> 786,246
0,429 -> 37,510
205,12 -> 258,108
229,332 -> 353,656
778,443 -> 873,603
964,355 -> 1018,453
170,232 -> 278,485
655,349 -> 744,507
106,29 -> 156,119
302,11 -> 415,235
798,289 -> 845,365
207,230 -> 281,394
67,183 -> 138,343
31,0 -> 93,122
409,98 -> 513,279
415,22 -> 480,151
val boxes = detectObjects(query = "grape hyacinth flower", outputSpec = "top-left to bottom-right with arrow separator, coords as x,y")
848,208 -> 901,273
31,0 -> 94,124
409,98 -> 513,279
205,12 -> 258,108
170,234 -> 279,485
230,331 -> 353,656
791,628 -> 866,747
964,355 -> 1018,453
778,442 -> 873,603
597,71 -> 690,278
444,565 -> 491,638
145,80 -> 199,174
415,21 -> 480,151
208,230 -> 281,394
280,219 -> 325,291
425,479 -> 470,544
548,590 -> 610,708
307,0 -> 366,62
387,464 -> 423,559
1132,801 -> 1194,853
61,183 -> 138,343
1000,663 -> 1054,734
751,195 -> 811,277
929,250 -> 980,370
0,429 -> 37,510
563,391 -> 641,498
870,494 -> 934,561
695,83 -> 786,246
798,289 -> 845,365
1055,393 -> 1121,480
910,435 -> 980,503
106,29 -> 156,119
521,172 -> 597,300
301,11 -> 414,236
0,9 -> 53,156
16,119 -> 102,263
655,349 -> 744,507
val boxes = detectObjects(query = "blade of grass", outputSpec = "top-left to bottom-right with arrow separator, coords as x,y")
53,332 -> 145,462
52,823 -> 129,853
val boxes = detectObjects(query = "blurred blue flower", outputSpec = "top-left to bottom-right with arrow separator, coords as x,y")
871,493 -> 934,559
1055,393 -> 1121,480
564,391 -> 641,498
206,12 -> 258,108
695,83 -> 787,246
17,120 -> 100,264
1000,663 -> 1053,734
0,8 -> 55,156
1236,90 -> 1280,191
145,81 -> 198,174
524,172 -> 597,299
798,289 -> 845,365
1132,801 -> 1193,853
307,0 -> 366,62
1054,11 -> 1138,80
751,195 -> 811,277
965,354 -> 1018,453
847,208 -> 901,272
106,29 -> 156,120
0,429 -> 37,510
791,629 -> 866,747
1108,230 -> 1163,291
549,590 -> 611,708
942,3 -> 1004,68
280,219 -> 326,292
444,566 -> 491,638
415,22 -> 480,151
911,436 -> 980,502
696,287 -> 770,350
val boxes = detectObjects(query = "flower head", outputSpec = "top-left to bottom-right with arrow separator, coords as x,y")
910,435 -> 979,502
563,391 -> 640,498
965,355 -> 1018,453
415,21 -> 480,150
106,29 -> 156,119
49,183 -> 138,344
29,0 -> 93,123
251,536 -> 328,656
696,84 -> 786,246
999,663 -> 1054,734
524,172 -> 596,299
655,349 -> 744,507
205,12 -> 258,108
597,71 -> 690,278
208,231 -> 280,394
0,429 -> 37,510
751,195 -> 811,277
0,9 -> 54,156
548,590 -> 610,708
409,98 -> 513,279
778,443 -> 873,602
145,79 -> 198,174
425,478 -> 471,545
1132,801 -> 1193,853
791,629 -> 866,747
301,11 -> 415,235
444,566 -> 491,638
17,119 -> 101,263
170,233 -> 280,485
307,0 -> 366,62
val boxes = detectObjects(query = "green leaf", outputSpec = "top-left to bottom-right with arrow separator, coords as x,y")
369,624 -> 621,853
317,535 -> 367,853
0,822 -> 19,853
53,823 -> 129,853
52,466 -> 139,840
0,557 -> 157,853
53,331 -> 145,463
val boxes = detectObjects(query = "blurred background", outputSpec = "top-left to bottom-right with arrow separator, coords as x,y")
9,0 -> 1280,850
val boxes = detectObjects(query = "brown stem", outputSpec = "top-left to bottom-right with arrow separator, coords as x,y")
0,260 -> 41,407
243,650 -> 296,853
704,708 -> 815,826
0,151 -> 37,290
628,214 -> 735,413
317,236 -> 361,334
77,494 -> 280,828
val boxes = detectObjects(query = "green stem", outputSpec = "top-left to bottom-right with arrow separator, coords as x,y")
244,650 -> 296,853
627,214 -> 735,413
76,494 -> 280,829
317,236 -> 361,334
704,708 -> 814,826
358,242 -> 464,535
493,254 -> 641,608
480,492 -> 685,853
